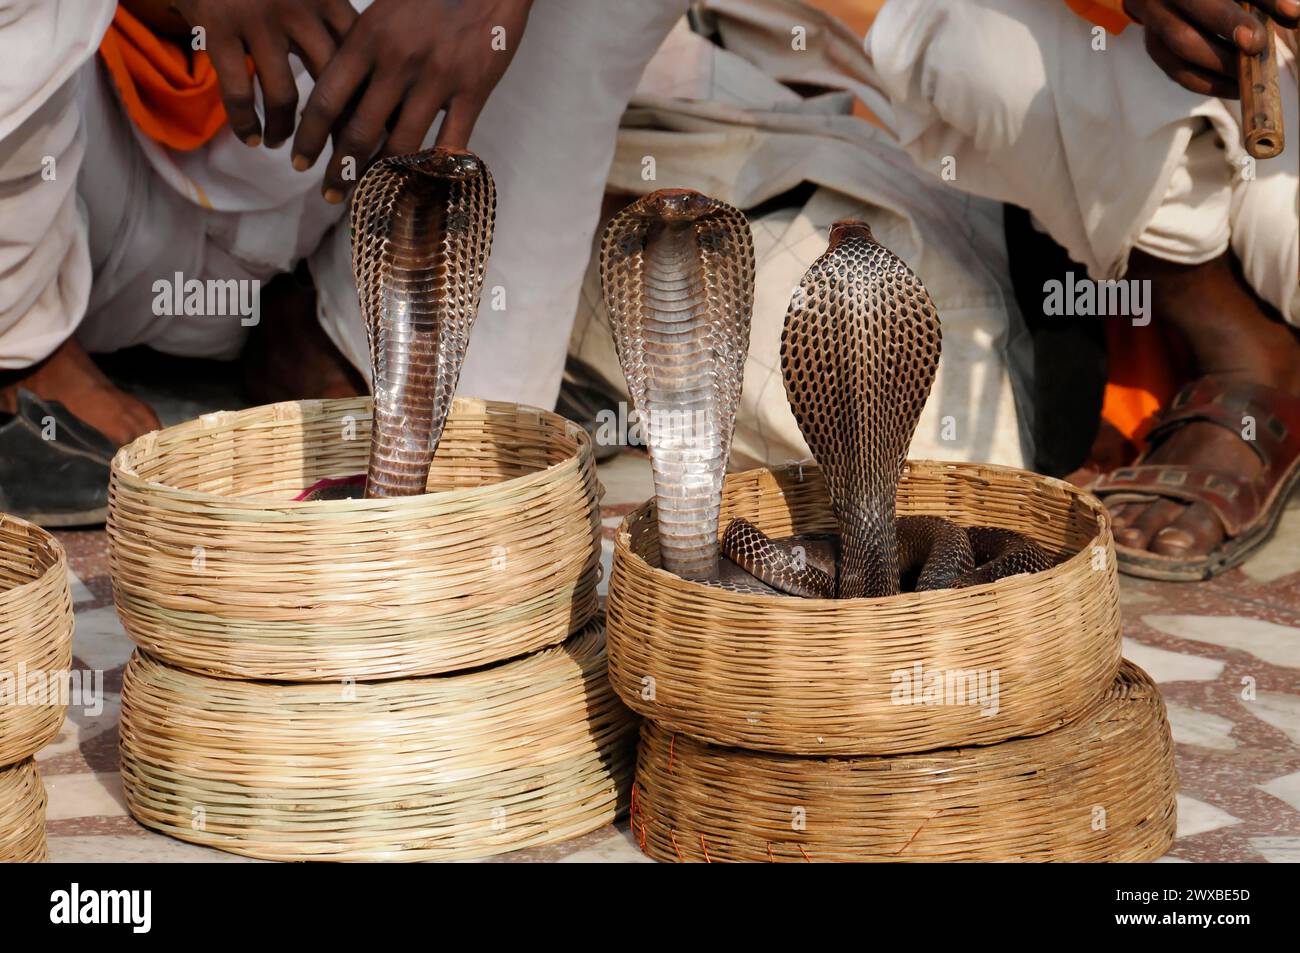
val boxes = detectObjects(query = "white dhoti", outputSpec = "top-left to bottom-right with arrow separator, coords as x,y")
865,0 -> 1299,326
570,0 -> 1033,468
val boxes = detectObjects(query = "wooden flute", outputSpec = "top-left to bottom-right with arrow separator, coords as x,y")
1238,3 -> 1285,159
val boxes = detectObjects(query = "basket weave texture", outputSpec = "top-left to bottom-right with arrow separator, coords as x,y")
119,620 -> 637,862
632,660 -> 1176,862
0,515 -> 73,766
108,397 -> 601,681
607,462 -> 1121,755
0,759 -> 47,862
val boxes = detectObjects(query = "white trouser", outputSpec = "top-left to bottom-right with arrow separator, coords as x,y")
0,0 -> 689,412
866,0 -> 1299,326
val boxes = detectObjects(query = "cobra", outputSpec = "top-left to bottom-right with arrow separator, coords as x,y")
601,197 -> 1049,597
350,146 -> 497,498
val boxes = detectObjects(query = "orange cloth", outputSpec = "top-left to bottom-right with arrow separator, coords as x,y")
1064,0 -> 1133,34
97,5 -> 228,152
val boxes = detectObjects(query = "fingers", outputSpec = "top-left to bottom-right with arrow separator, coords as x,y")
1171,0 -> 1265,52
287,16 -> 340,79
249,38 -> 298,148
1145,30 -> 1241,96
433,95 -> 486,151
1252,0 -> 1300,29
1146,2 -> 1240,76
322,76 -> 407,200
380,89 -> 446,158
209,36 -> 262,144
292,41 -> 370,175
321,0 -> 361,39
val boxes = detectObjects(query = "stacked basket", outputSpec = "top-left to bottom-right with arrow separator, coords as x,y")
109,396 -> 637,862
0,515 -> 75,862
607,462 -> 1178,862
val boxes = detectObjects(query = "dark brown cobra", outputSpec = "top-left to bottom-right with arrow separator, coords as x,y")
352,147 -> 496,498
598,202 -> 1048,597
600,189 -> 754,581
723,221 -> 1050,596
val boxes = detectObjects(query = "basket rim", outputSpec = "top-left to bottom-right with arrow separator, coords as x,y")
614,459 -> 1110,605
110,395 -> 594,513
0,512 -> 68,604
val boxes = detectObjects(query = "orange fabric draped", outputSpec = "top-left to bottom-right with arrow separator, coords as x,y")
97,5 -> 228,152
1101,319 -> 1191,446
1065,0 -> 1134,34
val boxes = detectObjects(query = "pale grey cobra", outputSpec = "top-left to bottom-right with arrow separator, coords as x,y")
348,146 -> 496,499
600,195 -> 1050,598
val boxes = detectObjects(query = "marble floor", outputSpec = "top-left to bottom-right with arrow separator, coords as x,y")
26,446 -> 1300,863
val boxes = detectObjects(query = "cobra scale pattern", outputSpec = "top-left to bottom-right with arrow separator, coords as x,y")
351,147 -> 496,499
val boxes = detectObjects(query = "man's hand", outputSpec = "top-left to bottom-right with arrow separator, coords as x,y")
173,0 -> 358,148
1123,0 -> 1299,98
290,0 -> 534,203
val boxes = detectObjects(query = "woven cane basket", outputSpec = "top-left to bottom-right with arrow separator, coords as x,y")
0,759 -> 47,862
607,462 -> 1121,755
0,515 -> 73,766
118,620 -> 636,862
108,396 -> 601,681
631,660 -> 1175,862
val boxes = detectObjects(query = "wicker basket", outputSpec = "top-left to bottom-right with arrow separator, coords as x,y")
108,397 -> 601,681
119,619 -> 636,862
1,515 -> 73,766
632,660 -> 1175,862
607,462 -> 1121,755
0,759 -> 47,862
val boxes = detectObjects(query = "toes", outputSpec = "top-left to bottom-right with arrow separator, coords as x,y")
1114,498 -> 1185,550
1108,502 -> 1141,530
1150,502 -> 1225,558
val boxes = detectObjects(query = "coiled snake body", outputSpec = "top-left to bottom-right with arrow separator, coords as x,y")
601,196 -> 1049,597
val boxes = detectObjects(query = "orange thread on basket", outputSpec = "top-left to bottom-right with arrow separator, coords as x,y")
670,829 -> 684,862
700,834 -> 712,863
638,818 -> 648,851
894,810 -> 942,856
767,842 -> 776,862
667,734 -> 676,773
797,844 -> 810,863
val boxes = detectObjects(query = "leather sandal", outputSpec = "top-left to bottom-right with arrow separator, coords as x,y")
1093,377 -> 1300,581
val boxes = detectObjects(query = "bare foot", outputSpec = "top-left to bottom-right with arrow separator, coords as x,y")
242,268 -> 367,403
0,338 -> 161,447
1104,252 -> 1300,559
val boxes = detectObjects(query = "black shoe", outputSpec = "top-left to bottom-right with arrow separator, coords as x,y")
0,394 -> 111,527
556,356 -> 636,463
15,389 -> 118,463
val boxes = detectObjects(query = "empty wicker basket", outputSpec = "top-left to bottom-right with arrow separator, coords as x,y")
632,660 -> 1175,862
0,758 -> 47,862
1,515 -> 73,766
108,397 -> 601,681
119,620 -> 636,862
607,463 -> 1121,755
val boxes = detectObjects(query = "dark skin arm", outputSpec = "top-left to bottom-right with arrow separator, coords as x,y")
1123,0 -> 1299,97
173,0 -> 359,148
290,0 -> 535,202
